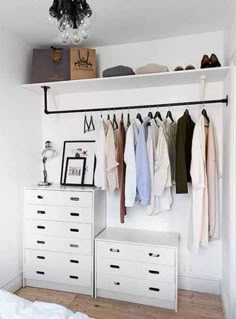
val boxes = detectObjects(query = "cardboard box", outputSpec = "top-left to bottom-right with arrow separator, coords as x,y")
70,48 -> 96,80
31,48 -> 70,83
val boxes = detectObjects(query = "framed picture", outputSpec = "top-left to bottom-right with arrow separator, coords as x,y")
64,157 -> 86,186
60,140 -> 96,186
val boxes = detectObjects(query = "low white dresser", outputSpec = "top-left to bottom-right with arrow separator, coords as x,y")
24,185 -> 106,296
95,228 -> 179,310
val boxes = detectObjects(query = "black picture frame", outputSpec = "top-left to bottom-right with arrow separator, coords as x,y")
64,157 -> 86,186
60,140 -> 96,187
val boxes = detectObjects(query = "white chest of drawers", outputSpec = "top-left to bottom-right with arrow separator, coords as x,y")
23,185 -> 106,296
95,228 -> 179,310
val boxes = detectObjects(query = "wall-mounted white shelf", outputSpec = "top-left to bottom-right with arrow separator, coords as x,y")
22,67 -> 230,96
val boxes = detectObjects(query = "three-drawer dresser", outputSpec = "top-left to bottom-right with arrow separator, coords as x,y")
23,185 -> 106,296
95,228 -> 179,310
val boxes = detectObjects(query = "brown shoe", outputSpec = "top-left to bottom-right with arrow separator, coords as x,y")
174,66 -> 184,71
201,55 -> 211,69
185,65 -> 195,70
209,54 -> 221,68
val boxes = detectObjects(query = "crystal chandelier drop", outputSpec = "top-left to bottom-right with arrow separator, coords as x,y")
49,0 -> 95,45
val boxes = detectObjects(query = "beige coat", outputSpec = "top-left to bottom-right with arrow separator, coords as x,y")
105,120 -> 119,192
207,122 -> 220,240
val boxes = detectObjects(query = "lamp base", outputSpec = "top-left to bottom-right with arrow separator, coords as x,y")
38,182 -> 53,187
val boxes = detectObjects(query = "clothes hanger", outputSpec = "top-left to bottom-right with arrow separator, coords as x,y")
154,107 -> 163,121
112,113 -> 119,130
136,110 -> 143,123
148,110 -> 153,119
127,112 -> 131,128
84,114 -> 90,134
202,108 -> 210,124
166,106 -> 174,123
107,113 -> 110,121
88,115 -> 95,132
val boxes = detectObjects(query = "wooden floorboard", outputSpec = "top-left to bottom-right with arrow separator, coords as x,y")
16,287 -> 225,319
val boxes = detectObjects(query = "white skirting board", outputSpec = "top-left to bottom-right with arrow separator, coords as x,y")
178,274 -> 220,294
1,274 -> 23,293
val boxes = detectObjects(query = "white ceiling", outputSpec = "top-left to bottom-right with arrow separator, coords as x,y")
0,0 -> 234,47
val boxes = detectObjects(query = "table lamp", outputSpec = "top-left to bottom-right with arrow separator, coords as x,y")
38,141 -> 56,186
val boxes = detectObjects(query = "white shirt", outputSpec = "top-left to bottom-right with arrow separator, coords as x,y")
124,119 -> 141,207
94,118 -> 107,190
188,115 -> 208,254
152,124 -> 172,215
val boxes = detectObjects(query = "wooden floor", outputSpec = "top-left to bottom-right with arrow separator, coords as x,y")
16,287 -> 225,319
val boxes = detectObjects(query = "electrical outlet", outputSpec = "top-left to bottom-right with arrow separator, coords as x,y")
185,266 -> 191,273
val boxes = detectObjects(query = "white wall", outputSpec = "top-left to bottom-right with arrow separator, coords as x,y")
0,26 -> 42,290
43,31 -> 225,293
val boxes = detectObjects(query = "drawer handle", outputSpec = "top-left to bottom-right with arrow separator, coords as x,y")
70,244 -> 79,248
70,213 -> 79,217
70,275 -> 79,280
70,260 -> 79,264
110,265 -> 120,269
37,256 -> 45,260
110,248 -> 120,253
70,228 -> 79,232
37,210 -> 46,215
70,197 -> 80,201
149,253 -> 160,258
149,287 -> 160,292
37,241 -> 45,245
113,282 -> 120,286
36,271 -> 45,275
37,226 -> 45,230
149,270 -> 160,275
37,195 -> 44,199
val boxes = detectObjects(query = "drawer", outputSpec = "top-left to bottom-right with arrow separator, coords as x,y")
24,250 -> 92,273
96,241 -> 175,266
97,258 -> 175,283
25,234 -> 92,255
25,190 -> 92,207
25,220 -> 92,239
25,205 -> 92,223
25,265 -> 91,288
97,274 -> 175,301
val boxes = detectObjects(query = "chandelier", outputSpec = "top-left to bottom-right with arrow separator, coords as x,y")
49,0 -> 95,45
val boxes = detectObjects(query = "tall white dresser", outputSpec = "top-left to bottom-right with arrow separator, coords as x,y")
24,185 -> 106,296
95,228 -> 179,310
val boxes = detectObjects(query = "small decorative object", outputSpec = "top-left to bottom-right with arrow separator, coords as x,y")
64,157 -> 86,186
70,48 -> 96,80
38,141 -> 57,187
60,140 -> 96,186
48,0 -> 95,45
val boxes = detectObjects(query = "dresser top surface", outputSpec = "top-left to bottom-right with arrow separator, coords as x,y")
25,184 -> 99,192
96,228 -> 179,248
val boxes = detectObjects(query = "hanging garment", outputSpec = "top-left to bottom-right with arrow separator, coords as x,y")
105,120 -> 119,192
136,118 -> 151,206
153,124 -> 172,214
207,122 -> 220,240
124,119 -> 141,207
175,111 -> 195,193
188,115 -> 208,254
147,119 -> 159,215
163,119 -> 177,184
117,119 -> 126,223
94,118 -> 107,190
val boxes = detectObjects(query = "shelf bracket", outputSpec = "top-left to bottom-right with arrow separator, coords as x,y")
42,86 -> 51,114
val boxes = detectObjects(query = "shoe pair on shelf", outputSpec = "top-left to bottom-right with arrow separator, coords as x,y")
201,54 -> 221,68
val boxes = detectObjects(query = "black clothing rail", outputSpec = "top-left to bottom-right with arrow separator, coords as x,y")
42,86 -> 229,115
